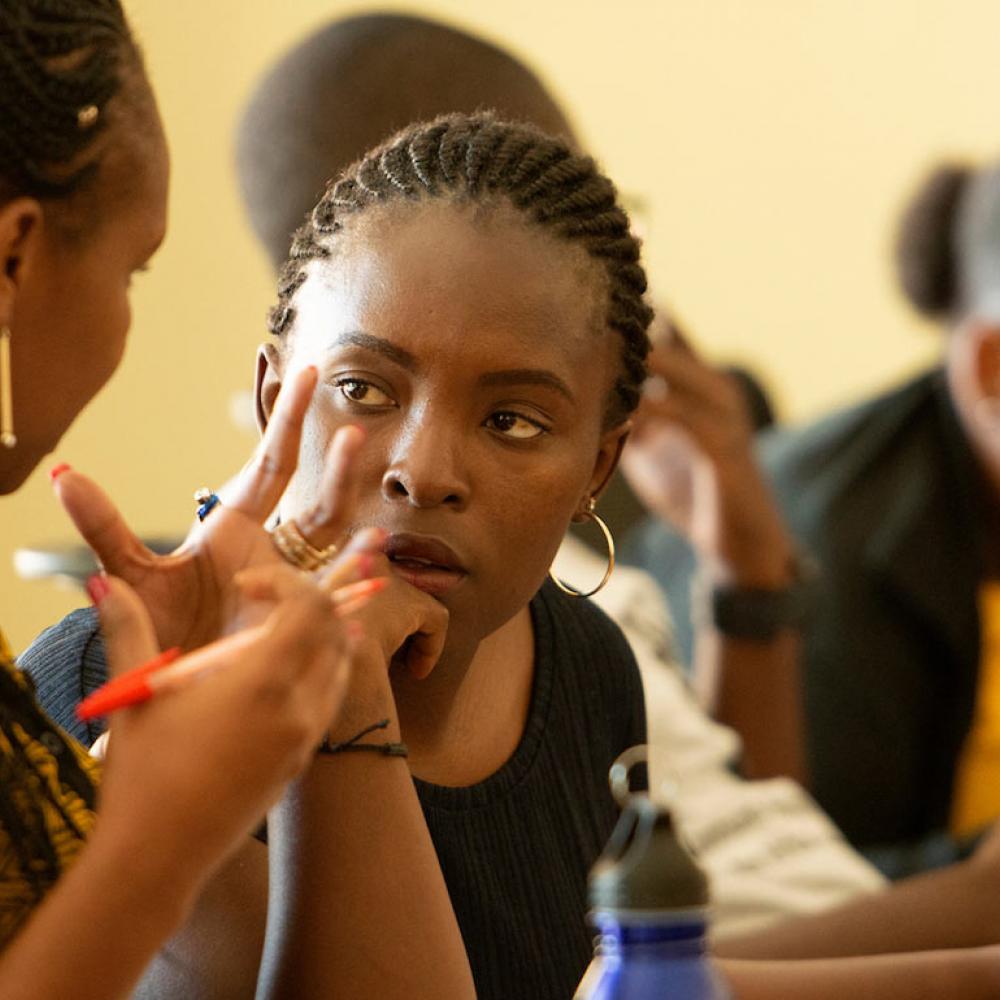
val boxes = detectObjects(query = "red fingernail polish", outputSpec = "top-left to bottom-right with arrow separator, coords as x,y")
86,574 -> 110,606
340,579 -> 388,604
49,463 -> 71,482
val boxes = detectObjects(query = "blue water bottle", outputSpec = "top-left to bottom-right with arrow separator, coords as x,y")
575,754 -> 731,1000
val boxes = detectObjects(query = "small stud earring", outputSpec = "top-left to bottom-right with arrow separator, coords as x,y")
77,104 -> 99,130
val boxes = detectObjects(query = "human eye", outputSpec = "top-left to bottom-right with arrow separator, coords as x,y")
485,410 -> 549,440
333,376 -> 395,408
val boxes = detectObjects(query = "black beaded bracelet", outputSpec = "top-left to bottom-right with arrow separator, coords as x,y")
317,718 -> 408,758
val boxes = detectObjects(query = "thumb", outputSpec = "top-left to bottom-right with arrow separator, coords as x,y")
51,466 -> 157,582
90,575 -> 160,679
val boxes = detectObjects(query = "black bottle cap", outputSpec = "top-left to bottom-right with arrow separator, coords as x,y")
589,796 -> 709,913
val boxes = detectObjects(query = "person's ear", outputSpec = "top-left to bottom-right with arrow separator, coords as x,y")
0,198 -> 44,326
581,420 -> 631,516
254,342 -> 284,437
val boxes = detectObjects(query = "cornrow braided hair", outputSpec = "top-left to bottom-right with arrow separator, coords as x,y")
270,113 -> 654,424
0,0 -> 133,199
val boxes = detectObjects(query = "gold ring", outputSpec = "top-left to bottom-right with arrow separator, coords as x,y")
271,520 -> 338,572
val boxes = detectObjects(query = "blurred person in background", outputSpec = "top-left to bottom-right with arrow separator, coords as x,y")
631,158 -> 1000,879
738,164 -> 1000,879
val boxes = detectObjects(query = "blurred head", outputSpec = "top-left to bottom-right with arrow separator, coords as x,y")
0,0 -> 169,493
255,114 -> 651,656
235,12 -> 575,272
895,162 -> 1000,488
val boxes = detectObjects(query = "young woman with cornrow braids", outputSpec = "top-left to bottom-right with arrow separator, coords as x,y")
0,2 -> 404,997
243,112 -> 652,1000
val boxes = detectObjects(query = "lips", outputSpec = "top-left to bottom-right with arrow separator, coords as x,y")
384,533 -> 468,597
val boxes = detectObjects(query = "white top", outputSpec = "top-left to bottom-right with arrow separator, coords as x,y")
553,537 -> 886,940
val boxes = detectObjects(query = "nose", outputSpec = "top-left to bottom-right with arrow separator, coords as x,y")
380,417 -> 470,510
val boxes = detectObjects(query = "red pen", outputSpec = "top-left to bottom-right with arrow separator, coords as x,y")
77,647 -> 184,722
76,631 -> 254,722
75,577 -> 388,722
74,635 -> 254,722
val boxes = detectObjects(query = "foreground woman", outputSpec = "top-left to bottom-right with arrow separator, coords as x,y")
0,3 -> 382,997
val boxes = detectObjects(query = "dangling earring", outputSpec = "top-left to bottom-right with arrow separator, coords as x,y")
549,498 -> 616,598
0,326 -> 14,449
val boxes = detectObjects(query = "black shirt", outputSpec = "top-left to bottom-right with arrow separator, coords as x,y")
20,580 -> 647,999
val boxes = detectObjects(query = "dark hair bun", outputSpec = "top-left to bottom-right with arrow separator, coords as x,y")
894,164 -> 970,318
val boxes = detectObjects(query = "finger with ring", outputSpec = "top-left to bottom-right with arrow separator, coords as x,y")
271,519 -> 338,572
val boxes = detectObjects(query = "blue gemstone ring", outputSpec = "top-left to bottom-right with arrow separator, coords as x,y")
194,487 -> 222,522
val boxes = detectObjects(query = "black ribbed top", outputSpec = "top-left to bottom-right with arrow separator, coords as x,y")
415,581 -> 646,999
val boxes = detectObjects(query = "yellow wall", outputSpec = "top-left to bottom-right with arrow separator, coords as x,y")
3,0 -> 997,651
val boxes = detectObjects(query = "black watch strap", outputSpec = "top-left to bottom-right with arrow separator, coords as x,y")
710,553 -> 820,641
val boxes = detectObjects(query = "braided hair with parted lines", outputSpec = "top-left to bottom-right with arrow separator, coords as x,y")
0,0 -> 135,200
269,113 -> 654,425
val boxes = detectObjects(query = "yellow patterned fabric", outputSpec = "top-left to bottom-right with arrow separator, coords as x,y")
951,584 -> 1000,838
0,630 -> 100,949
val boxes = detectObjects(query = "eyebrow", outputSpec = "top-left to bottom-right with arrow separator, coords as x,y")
329,332 -> 418,371
477,369 -> 575,403
329,332 -> 574,403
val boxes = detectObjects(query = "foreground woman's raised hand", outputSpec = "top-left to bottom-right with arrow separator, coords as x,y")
93,567 -> 356,878
50,366 -> 364,652
0,392 -> 379,1000
0,556 -> 366,1000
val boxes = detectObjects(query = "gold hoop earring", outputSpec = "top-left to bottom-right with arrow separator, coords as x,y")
549,498 -> 615,598
0,326 -> 15,449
